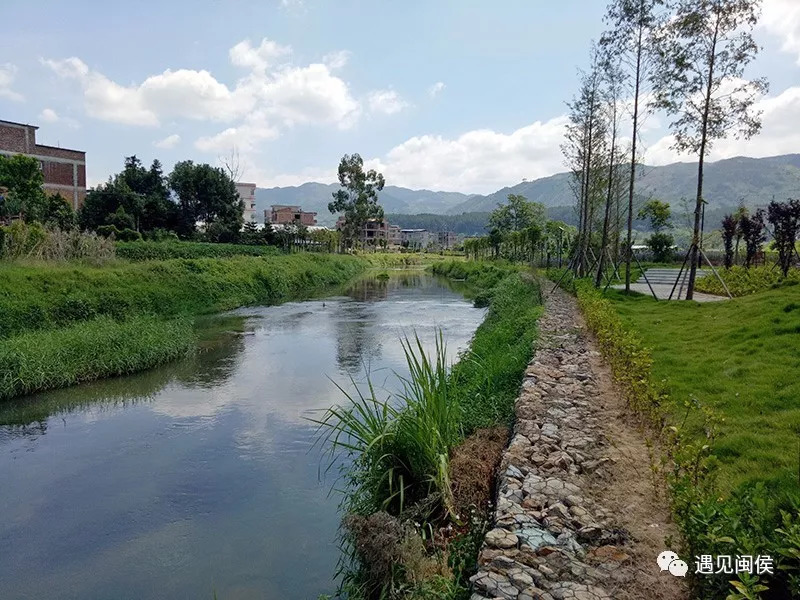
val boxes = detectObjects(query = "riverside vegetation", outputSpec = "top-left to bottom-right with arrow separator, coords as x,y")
315,260 -> 543,599
0,252 -> 367,400
550,270 -> 800,599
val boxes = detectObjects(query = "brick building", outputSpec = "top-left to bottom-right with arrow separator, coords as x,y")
0,119 -> 87,209
266,204 -> 318,226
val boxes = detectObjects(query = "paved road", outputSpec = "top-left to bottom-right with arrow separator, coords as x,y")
610,282 -> 728,302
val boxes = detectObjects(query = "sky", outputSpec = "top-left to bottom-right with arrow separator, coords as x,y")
1,0 -> 799,194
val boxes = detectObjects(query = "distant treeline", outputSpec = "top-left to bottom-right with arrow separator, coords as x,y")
388,203 -> 743,237
385,212 -> 491,235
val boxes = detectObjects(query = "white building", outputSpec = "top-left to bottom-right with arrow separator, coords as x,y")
401,229 -> 434,249
235,182 -> 257,223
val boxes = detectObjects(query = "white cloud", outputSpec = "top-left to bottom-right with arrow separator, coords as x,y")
323,50 -> 351,70
644,85 -> 800,165
229,38 -> 291,71
154,133 -> 181,149
259,116 -> 569,193
42,57 -> 158,126
39,108 -> 59,122
38,107 -> 80,128
761,0 -> 800,64
0,63 -> 24,101
367,89 -> 409,115
428,81 -> 446,98
42,38 -> 360,134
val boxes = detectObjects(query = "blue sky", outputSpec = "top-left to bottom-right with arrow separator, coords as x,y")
1,0 -> 799,193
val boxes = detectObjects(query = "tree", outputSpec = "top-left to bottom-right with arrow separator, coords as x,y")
652,0 -> 768,298
739,209 -> 766,267
488,228 -> 503,259
328,154 -> 385,249
638,199 -> 674,262
720,213 -> 738,268
43,193 -> 77,230
563,48 -> 607,276
168,160 -> 244,241
121,156 -> 176,232
488,194 -> 545,233
0,154 -> 47,222
766,199 -> 800,277
79,176 -> 139,231
595,54 -> 625,287
602,0 -> 665,292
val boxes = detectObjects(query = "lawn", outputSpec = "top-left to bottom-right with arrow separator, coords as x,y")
606,284 -> 800,495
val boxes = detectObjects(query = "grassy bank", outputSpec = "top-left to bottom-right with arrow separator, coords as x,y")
317,260 -> 542,599
0,253 -> 367,400
115,240 -> 282,261
0,253 -> 366,339
0,316 -> 194,401
566,278 -> 800,599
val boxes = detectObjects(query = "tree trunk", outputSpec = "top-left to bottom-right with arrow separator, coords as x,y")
686,13 -> 720,300
626,16 -> 644,293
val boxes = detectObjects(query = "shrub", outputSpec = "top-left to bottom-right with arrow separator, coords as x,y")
695,265 -> 800,297
115,240 -> 281,261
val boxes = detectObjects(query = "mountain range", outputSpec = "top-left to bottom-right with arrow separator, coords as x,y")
255,154 -> 800,227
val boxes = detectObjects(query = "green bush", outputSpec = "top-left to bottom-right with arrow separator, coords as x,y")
0,315 -> 194,400
696,265 -> 800,297
115,240 -> 281,261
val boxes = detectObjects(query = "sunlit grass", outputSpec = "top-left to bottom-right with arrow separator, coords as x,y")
606,285 -> 800,494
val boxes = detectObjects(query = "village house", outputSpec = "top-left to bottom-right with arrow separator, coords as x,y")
235,182 -> 257,223
0,118 -> 87,210
266,204 -> 318,226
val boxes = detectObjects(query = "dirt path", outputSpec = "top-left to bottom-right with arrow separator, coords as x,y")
469,286 -> 687,600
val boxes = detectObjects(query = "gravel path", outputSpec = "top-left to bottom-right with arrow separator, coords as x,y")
470,285 -> 687,600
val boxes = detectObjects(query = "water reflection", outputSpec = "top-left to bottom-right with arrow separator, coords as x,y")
0,272 -> 484,600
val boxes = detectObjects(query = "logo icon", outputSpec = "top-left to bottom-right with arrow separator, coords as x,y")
658,550 -> 687,577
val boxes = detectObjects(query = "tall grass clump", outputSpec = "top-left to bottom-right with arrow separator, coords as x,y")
314,333 -> 460,519
0,315 -> 194,400
317,261 -> 543,599
0,221 -> 115,263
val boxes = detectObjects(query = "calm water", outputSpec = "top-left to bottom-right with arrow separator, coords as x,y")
0,273 -> 484,600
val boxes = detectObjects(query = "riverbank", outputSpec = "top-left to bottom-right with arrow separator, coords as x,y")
319,260 -> 543,599
565,278 -> 800,598
470,285 -> 685,600
0,253 -> 367,401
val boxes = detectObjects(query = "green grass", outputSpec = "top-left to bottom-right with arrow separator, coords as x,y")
0,253 -> 366,339
115,240 -> 282,261
606,285 -> 800,494
317,260 -> 542,599
0,315 -> 194,401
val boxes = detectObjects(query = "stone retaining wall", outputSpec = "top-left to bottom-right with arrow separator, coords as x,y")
469,287 -> 640,600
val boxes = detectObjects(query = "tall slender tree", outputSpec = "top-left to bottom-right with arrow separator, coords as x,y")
595,55 -> 625,287
652,0 -> 768,299
601,0 -> 665,292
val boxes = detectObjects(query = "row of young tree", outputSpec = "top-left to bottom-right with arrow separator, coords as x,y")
564,0 -> 768,299
720,199 -> 800,276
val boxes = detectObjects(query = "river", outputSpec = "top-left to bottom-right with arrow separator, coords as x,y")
0,272 -> 485,600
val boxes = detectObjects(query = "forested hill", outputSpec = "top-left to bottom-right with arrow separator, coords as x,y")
255,154 -> 800,226
446,154 -> 800,214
